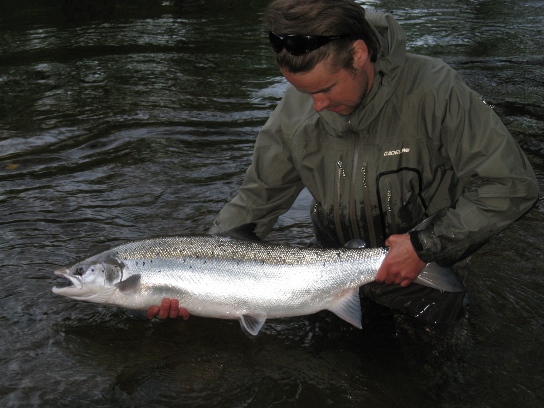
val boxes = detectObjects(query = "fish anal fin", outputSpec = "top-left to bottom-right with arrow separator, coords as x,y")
240,313 -> 267,336
327,290 -> 362,329
114,274 -> 141,293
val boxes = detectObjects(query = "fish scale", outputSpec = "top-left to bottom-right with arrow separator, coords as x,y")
53,235 -> 463,335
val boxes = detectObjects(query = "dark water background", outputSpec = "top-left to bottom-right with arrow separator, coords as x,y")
1,0 -> 543,406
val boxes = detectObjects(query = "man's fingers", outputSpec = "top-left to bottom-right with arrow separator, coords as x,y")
147,298 -> 188,320
169,299 -> 180,319
384,276 -> 396,285
147,305 -> 160,320
159,298 -> 171,319
179,308 -> 190,320
375,263 -> 387,282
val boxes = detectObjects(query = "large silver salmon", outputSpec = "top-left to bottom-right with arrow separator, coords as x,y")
52,235 -> 463,335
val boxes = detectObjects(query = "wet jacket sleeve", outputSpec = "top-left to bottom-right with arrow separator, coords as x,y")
209,99 -> 305,239
412,73 -> 539,265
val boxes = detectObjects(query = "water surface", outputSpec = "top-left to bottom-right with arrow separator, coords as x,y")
1,0 -> 543,407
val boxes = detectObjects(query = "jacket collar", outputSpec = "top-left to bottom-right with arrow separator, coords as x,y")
319,12 -> 407,134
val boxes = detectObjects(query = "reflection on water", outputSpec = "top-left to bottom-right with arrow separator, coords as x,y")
1,0 -> 543,407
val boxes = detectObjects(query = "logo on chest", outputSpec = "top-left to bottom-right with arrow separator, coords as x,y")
383,147 -> 410,157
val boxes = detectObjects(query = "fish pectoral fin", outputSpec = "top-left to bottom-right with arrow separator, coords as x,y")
327,290 -> 362,329
114,274 -> 141,293
240,313 -> 267,336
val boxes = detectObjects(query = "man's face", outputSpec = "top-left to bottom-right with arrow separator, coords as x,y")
281,56 -> 372,116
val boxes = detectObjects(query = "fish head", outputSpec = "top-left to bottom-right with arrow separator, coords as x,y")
52,252 -> 124,303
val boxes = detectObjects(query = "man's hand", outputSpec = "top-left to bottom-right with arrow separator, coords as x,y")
146,298 -> 190,320
376,234 -> 426,287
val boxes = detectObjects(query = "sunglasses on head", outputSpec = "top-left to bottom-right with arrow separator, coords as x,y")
268,31 -> 356,56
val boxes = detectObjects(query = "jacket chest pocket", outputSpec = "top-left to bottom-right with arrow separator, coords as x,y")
376,168 -> 429,236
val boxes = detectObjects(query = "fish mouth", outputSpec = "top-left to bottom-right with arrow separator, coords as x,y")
52,268 -> 83,293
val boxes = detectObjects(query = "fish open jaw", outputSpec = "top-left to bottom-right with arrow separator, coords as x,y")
52,268 -> 83,292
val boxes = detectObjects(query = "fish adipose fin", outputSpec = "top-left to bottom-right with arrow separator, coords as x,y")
414,263 -> 465,292
240,313 -> 267,336
114,274 -> 142,293
327,289 -> 363,329
344,239 -> 367,249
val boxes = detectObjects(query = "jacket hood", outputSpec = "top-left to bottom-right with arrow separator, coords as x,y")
319,12 -> 407,133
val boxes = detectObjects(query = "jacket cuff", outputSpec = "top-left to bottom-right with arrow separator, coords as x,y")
409,230 -> 433,263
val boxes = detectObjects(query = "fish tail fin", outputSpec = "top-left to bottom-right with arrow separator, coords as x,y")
414,263 -> 465,292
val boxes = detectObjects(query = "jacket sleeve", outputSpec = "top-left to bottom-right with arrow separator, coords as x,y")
413,73 -> 538,265
209,98 -> 305,239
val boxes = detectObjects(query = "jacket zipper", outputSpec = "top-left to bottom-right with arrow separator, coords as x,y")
387,188 -> 398,235
350,134 -> 362,240
334,160 -> 346,244
362,162 -> 378,247
349,118 -> 379,247
340,119 -> 379,248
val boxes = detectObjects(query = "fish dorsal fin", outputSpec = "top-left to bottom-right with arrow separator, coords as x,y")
327,290 -> 363,329
415,263 -> 465,292
114,274 -> 141,293
240,313 -> 267,336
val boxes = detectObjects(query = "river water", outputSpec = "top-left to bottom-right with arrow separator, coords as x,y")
0,0 -> 543,406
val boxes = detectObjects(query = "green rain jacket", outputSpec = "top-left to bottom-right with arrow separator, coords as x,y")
210,12 -> 538,266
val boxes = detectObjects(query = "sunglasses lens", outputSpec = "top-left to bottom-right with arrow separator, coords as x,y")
284,36 -> 318,56
269,32 -> 283,53
269,32 -> 346,56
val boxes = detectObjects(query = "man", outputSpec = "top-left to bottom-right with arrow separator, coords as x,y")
148,0 -> 538,324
